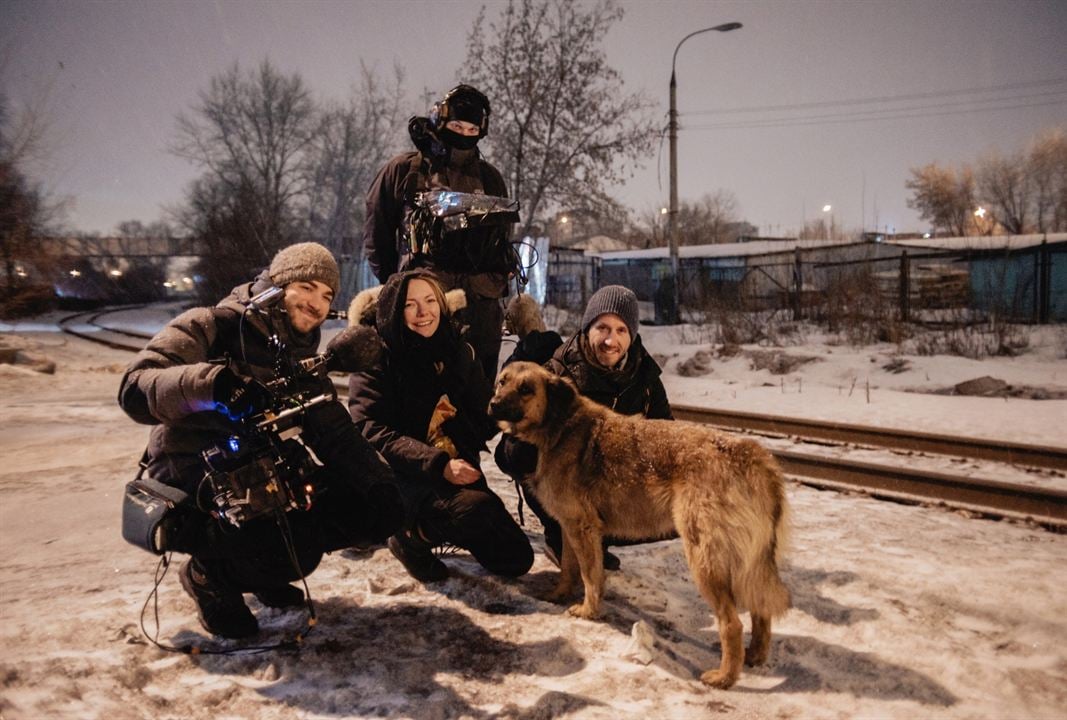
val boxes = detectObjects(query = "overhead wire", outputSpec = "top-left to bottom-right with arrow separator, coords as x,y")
686,77 -> 1067,116
688,95 -> 1067,131
680,77 -> 1067,131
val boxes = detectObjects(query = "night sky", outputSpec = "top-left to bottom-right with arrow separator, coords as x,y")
3,0 -> 1065,237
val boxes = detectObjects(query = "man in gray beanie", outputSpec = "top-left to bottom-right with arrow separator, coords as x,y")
267,241 -> 341,334
118,241 -> 403,640
495,283 -> 674,571
580,285 -> 640,369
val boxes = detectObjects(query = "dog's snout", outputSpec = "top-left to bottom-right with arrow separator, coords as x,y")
488,395 -> 523,423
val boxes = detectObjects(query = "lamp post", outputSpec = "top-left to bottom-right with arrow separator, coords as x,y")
668,21 -> 742,324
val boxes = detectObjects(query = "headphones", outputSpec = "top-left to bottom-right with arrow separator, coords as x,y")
429,84 -> 491,138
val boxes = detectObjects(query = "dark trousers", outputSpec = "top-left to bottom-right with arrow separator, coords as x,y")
519,479 -> 564,556
461,293 -> 504,387
193,402 -> 405,592
414,480 -> 533,578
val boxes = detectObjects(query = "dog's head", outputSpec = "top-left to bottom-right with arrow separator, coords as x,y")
488,361 -> 578,439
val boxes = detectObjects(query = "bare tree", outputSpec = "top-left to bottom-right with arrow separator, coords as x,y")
172,60 -> 316,283
976,151 -> 1031,234
1027,128 -> 1067,233
0,82 -> 66,311
305,64 -> 405,260
905,162 -> 976,236
462,0 -> 657,238
172,174 -> 267,301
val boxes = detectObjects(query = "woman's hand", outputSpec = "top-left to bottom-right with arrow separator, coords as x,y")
443,458 -> 480,485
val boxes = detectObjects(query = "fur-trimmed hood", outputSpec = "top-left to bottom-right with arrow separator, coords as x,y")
347,277 -> 467,330
503,293 -> 546,339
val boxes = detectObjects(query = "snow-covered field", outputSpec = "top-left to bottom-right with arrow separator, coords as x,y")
1,307 -> 1065,719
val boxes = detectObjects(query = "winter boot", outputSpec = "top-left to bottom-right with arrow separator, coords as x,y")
387,530 -> 449,583
179,559 -> 258,639
253,584 -> 305,609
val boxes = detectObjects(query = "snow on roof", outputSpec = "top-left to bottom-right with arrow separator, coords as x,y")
887,233 -> 1067,252
588,238 -> 854,261
569,234 -> 634,252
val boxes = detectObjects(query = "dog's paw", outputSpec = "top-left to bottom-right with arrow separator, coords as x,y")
700,668 -> 739,689
744,647 -> 769,666
567,603 -> 601,620
540,589 -> 570,605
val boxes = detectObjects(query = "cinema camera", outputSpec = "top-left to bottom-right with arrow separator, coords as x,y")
411,190 -> 518,244
200,287 -> 347,528
201,391 -> 331,528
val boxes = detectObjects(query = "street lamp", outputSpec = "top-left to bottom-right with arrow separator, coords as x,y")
668,21 -> 742,324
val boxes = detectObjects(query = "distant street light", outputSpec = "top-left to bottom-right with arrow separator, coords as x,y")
822,204 -> 833,239
668,21 -> 742,323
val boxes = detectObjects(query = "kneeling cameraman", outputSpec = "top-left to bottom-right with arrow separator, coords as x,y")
118,242 -> 403,639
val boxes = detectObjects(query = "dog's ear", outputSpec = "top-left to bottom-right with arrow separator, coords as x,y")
542,372 -> 578,427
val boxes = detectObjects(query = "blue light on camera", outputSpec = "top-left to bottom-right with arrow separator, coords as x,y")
228,436 -> 241,453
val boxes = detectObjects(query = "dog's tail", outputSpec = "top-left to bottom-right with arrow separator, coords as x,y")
737,456 -> 792,619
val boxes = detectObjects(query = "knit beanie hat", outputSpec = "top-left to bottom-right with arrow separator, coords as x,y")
268,242 -> 340,295
581,285 -> 639,337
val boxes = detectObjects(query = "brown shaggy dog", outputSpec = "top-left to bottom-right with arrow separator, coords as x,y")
489,361 -> 791,689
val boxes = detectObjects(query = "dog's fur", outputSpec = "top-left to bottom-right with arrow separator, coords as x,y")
489,361 -> 791,689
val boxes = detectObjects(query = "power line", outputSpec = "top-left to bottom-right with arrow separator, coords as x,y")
687,96 -> 1067,131
686,77 -> 1067,116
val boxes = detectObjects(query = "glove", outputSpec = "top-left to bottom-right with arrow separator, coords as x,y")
212,367 -> 273,421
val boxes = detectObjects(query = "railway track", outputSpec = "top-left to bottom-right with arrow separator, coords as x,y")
672,404 -> 1067,529
672,405 -> 1066,471
59,308 -> 1067,530
57,308 -> 154,352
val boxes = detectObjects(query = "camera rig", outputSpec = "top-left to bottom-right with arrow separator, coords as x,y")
200,294 -> 337,528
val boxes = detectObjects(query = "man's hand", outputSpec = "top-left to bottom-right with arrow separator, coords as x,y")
443,458 -> 480,486
212,368 -> 273,421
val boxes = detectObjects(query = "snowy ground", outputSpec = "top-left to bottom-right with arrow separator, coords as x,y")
1,308 -> 1065,719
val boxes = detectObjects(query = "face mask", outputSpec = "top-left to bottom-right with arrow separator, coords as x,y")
440,128 -> 480,151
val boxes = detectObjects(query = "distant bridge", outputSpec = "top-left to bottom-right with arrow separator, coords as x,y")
39,236 -> 206,259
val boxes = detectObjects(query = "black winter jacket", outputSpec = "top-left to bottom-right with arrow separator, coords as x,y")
545,333 -> 673,419
347,270 -> 498,494
363,149 -> 510,297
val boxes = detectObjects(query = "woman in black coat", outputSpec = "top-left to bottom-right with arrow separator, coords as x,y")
347,269 -> 533,582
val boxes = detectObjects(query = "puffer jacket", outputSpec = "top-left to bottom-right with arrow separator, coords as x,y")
347,270 -> 497,493
117,271 -> 326,494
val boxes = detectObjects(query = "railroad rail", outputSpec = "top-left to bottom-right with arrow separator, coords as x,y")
57,308 -> 1067,529
672,404 -> 1066,528
672,404 -> 1067,471
57,309 -> 152,352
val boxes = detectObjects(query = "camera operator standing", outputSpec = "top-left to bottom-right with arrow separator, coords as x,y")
364,84 -> 519,389
118,242 -> 404,640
